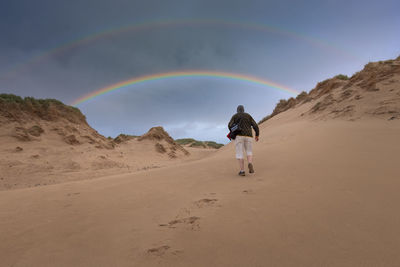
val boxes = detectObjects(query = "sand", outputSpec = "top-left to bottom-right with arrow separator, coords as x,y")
0,126 -> 214,190
1,117 -> 400,266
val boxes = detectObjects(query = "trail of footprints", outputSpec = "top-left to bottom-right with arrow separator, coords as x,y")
158,197 -> 219,230
147,189 -> 255,257
147,195 -> 220,257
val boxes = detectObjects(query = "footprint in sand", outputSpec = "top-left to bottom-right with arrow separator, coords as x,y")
194,198 -> 218,208
171,250 -> 184,255
66,192 -> 80,197
147,245 -> 170,256
147,245 -> 183,257
158,196 -> 220,232
160,216 -> 201,230
242,189 -> 254,194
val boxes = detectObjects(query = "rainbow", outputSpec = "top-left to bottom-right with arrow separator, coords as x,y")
71,71 -> 299,106
1,19 -> 360,79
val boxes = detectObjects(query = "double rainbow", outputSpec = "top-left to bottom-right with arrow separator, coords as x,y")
71,71 -> 299,106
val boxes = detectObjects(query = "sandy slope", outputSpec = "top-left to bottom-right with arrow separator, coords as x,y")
0,126 -> 213,190
1,116 -> 400,266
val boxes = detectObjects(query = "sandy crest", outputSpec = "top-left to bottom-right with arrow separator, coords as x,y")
1,117 -> 400,266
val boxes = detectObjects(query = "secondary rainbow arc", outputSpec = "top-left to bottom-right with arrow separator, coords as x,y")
71,71 -> 299,106
1,19 -> 360,79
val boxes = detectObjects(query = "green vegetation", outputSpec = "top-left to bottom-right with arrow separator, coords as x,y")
0,94 -> 80,112
334,74 -> 349,80
0,94 -> 24,103
296,91 -> 307,100
175,138 -> 224,149
190,141 -> 206,148
0,93 -> 85,121
174,138 -> 196,145
204,141 -> 224,149
1,94 -> 63,106
113,134 -> 139,144
259,96 -> 299,124
116,134 -> 139,138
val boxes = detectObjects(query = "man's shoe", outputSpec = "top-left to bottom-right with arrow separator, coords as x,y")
238,170 -> 245,176
248,163 -> 254,173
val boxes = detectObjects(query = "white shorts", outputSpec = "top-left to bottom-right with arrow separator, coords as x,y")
235,136 -> 253,159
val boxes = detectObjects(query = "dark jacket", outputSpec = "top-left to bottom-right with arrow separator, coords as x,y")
228,112 -> 259,137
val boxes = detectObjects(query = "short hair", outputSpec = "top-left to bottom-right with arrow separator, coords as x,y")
237,105 -> 244,113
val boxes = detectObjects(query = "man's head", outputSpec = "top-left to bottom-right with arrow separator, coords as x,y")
237,105 -> 244,113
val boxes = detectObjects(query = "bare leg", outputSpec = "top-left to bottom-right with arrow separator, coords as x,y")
247,155 -> 254,173
238,159 -> 245,171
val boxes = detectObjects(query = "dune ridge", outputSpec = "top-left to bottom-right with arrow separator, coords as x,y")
260,56 -> 400,123
0,98 -> 209,190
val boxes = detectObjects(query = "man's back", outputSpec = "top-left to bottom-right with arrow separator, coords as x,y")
228,112 -> 259,138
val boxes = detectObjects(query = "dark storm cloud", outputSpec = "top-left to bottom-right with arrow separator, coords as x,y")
1,0 -> 399,142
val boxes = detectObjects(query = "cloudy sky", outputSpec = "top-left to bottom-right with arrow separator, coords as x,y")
1,0 -> 399,143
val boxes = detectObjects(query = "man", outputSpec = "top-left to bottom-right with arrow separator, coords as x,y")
228,105 -> 259,176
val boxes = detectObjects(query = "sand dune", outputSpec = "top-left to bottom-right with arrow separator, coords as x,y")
0,120 -> 215,190
1,118 -> 400,266
1,56 -> 400,266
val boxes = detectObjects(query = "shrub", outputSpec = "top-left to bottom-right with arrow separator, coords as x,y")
0,94 -> 24,103
175,138 -> 196,145
296,91 -> 307,100
334,74 -> 349,80
204,141 -> 224,149
190,141 -> 206,148
0,94 -> 86,122
175,138 -> 223,149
